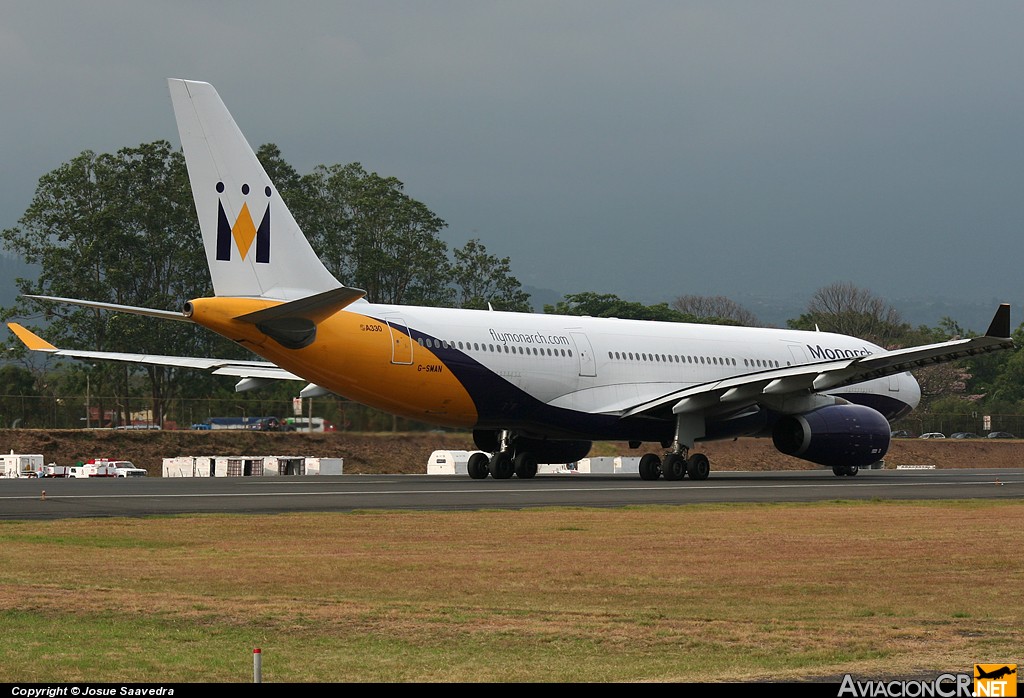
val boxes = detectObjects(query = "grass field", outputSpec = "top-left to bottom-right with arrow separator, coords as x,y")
0,500 -> 1020,683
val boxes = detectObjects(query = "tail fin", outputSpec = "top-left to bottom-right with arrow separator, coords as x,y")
168,79 -> 340,300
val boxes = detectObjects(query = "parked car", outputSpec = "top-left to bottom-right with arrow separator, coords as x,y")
987,431 -> 1016,439
890,429 -> 913,438
950,432 -> 979,439
919,432 -> 946,439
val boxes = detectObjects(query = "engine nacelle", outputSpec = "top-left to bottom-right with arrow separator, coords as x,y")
771,404 -> 891,467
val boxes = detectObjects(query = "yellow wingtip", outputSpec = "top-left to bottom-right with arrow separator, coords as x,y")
7,323 -> 57,351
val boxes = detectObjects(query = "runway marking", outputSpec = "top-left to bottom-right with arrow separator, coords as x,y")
0,476 -> 1019,501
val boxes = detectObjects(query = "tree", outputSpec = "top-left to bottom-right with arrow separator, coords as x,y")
787,282 -> 910,346
0,363 -> 44,428
544,292 -> 695,322
985,333 -> 1024,408
256,143 -> 304,200
451,239 -> 532,311
0,141 -> 220,425
672,295 -> 761,327
301,163 -> 453,306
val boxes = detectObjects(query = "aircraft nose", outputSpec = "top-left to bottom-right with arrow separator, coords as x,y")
903,371 -> 922,409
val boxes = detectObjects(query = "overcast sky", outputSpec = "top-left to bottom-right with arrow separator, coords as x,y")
3,2 -> 1023,325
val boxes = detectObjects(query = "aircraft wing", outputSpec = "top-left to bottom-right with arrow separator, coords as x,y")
7,323 -> 303,381
621,304 -> 1013,418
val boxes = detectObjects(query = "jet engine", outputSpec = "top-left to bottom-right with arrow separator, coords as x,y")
771,404 -> 891,467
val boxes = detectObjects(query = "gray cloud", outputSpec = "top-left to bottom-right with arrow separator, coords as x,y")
3,1 -> 1023,325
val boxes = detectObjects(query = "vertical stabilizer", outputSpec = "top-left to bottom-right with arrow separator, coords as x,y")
168,79 -> 340,300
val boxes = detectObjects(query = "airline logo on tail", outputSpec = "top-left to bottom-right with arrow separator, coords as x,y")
216,181 -> 271,263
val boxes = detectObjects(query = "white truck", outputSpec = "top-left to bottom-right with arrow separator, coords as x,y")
59,459 -> 139,478
62,462 -> 110,478
81,459 -> 146,477
2,453 -> 46,478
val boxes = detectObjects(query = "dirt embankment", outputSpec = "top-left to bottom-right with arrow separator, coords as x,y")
0,429 -> 1020,476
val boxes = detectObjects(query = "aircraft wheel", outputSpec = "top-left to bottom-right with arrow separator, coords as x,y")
489,452 -> 514,479
514,452 -> 539,479
638,453 -> 662,480
832,465 -> 850,476
661,453 -> 686,481
467,452 -> 490,479
846,464 -> 859,477
686,453 -> 710,480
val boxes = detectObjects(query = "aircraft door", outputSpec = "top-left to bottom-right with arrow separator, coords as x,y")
570,332 -> 597,377
384,316 -> 414,365
787,344 -> 809,366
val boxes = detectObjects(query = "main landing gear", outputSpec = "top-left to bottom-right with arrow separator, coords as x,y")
466,436 -> 540,481
637,451 -> 711,481
636,413 -> 710,481
832,465 -> 859,477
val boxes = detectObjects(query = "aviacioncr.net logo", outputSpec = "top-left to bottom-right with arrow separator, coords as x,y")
974,664 -> 1017,697
215,181 -> 271,263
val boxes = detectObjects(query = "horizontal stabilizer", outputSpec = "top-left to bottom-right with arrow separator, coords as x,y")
234,286 -> 366,325
232,286 -> 366,349
23,295 -> 192,322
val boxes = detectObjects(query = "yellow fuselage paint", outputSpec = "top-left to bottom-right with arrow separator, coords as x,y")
187,297 -> 479,428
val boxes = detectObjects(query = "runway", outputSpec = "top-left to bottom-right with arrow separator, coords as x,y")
0,468 -> 1021,520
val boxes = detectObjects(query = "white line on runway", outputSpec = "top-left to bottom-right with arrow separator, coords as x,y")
0,477 -> 1019,501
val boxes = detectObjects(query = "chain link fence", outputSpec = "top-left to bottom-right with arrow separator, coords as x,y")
891,413 -> 1024,438
1,392 -> 1021,439
0,393 -> 441,432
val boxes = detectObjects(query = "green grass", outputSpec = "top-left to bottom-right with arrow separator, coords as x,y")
0,500 -> 1020,682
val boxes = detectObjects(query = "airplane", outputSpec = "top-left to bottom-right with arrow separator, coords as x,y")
6,79 -> 1016,481
975,666 -> 1016,681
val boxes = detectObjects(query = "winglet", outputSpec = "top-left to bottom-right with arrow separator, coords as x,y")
985,304 -> 1011,338
8,323 -> 57,351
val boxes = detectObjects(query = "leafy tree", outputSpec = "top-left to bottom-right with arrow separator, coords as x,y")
962,323 -> 1024,403
0,141 -> 223,425
672,294 -> 761,327
0,363 -> 44,428
908,318 -> 1024,411
451,239 -> 532,311
256,143 -> 304,200
985,334 -> 1024,407
544,292 -> 696,322
301,162 -> 453,306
